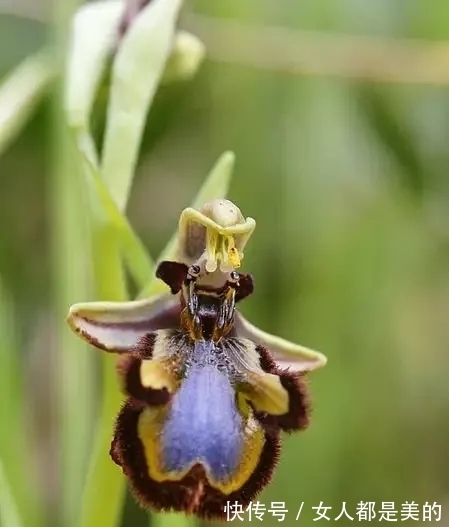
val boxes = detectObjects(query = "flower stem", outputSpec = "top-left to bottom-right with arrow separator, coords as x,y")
50,0 -> 95,526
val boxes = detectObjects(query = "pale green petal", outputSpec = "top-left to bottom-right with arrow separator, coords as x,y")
235,312 -> 327,372
67,293 -> 179,353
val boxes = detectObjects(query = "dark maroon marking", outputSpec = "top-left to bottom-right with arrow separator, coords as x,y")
110,434 -> 122,466
155,261 -> 254,304
156,261 -> 189,294
193,273 -> 253,304
115,341 -> 172,407
111,397 -> 281,520
234,273 -> 254,303
254,345 -> 310,434
131,333 -> 157,360
117,0 -> 154,39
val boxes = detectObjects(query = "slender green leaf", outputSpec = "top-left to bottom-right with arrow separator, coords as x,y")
153,513 -> 196,527
0,459 -> 24,527
74,146 -> 129,527
139,150 -> 235,297
79,140 -> 155,290
75,254 -> 128,527
101,0 -> 183,211
65,1 -> 123,130
52,123 -> 95,527
72,135 -> 128,527
52,0 -> 96,524
0,50 -> 55,157
0,280 -> 42,527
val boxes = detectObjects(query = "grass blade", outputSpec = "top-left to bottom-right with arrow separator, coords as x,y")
0,50 -> 55,157
0,279 -> 42,527
65,1 -> 122,130
0,458 -> 24,527
80,143 -> 155,290
75,143 -> 129,527
101,0 -> 183,211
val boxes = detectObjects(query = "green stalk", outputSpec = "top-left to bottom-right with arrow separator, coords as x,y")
51,122 -> 96,527
0,50 -> 55,157
50,1 -> 94,526
0,459 -> 24,527
76,152 -> 130,527
0,279 -> 36,527
0,43 -> 54,527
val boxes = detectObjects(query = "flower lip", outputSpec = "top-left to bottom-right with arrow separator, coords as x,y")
161,364 -> 244,481
111,397 -> 280,519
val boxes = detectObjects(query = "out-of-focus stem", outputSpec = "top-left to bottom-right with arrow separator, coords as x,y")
50,1 -> 95,527
0,50 -> 56,157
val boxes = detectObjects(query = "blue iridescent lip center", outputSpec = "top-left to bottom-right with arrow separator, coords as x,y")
161,344 -> 244,481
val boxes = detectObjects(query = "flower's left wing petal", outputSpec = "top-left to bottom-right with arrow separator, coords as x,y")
234,312 -> 327,372
67,293 -> 180,353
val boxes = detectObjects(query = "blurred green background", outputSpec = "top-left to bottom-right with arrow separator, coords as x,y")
1,0 -> 449,526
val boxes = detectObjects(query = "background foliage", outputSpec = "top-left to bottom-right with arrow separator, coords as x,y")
0,0 -> 448,526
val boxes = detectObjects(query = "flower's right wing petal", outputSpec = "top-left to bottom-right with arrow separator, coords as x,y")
234,312 -> 327,372
67,293 -> 181,353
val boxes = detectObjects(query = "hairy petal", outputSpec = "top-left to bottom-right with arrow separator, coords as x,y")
255,345 -> 310,433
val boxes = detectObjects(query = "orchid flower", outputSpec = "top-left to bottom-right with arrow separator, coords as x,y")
66,198 -> 327,519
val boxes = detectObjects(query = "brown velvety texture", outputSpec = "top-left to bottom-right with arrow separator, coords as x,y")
255,344 -> 311,434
